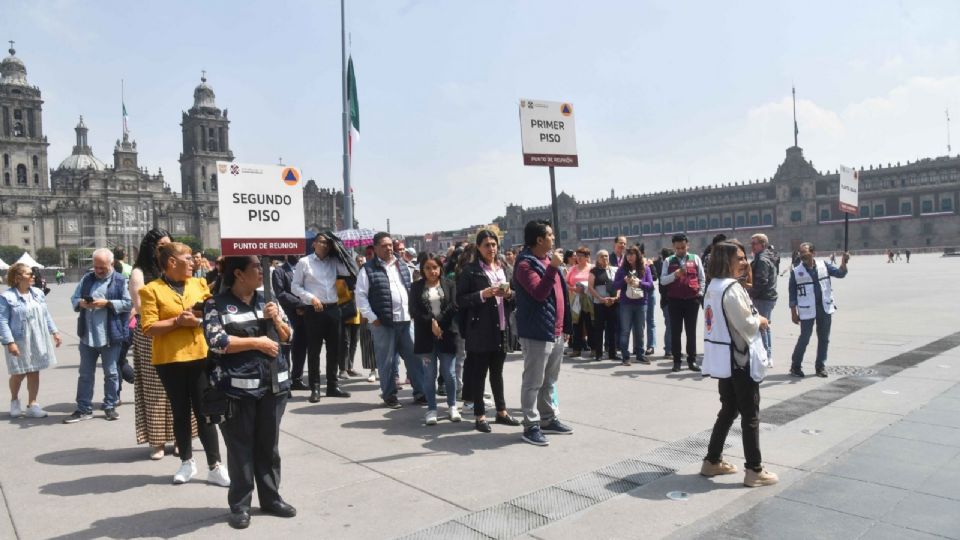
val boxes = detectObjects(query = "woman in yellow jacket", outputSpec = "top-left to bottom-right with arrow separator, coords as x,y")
336,279 -> 362,378
140,242 -> 229,487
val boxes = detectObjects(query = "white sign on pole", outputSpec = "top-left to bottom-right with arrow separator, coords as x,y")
838,165 -> 859,215
519,99 -> 578,167
216,161 -> 306,256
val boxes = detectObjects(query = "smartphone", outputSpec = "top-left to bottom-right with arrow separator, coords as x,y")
498,282 -> 510,291
192,301 -> 205,311
82,295 -> 94,303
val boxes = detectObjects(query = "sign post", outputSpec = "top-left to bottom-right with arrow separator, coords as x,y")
838,165 -> 859,253
520,99 -> 578,243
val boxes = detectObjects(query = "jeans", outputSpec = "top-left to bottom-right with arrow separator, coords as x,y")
705,368 -> 762,470
618,302 -> 646,360
76,342 -> 122,413
645,289 -> 657,351
371,321 -> 422,402
661,305 -> 672,356
422,345 -> 456,410
668,297 -> 700,363
791,311 -> 832,372
519,336 -> 564,427
340,324 -> 359,371
753,298 -> 776,360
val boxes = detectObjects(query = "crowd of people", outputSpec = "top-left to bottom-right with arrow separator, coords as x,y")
0,221 -> 854,527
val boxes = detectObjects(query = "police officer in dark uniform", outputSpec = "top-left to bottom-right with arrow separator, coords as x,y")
202,255 -> 295,530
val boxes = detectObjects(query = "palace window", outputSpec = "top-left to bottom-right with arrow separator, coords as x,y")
16,164 -> 26,185
943,198 -> 954,212
921,200 -> 933,213
790,211 -> 802,222
2,154 -> 8,168
687,220 -> 695,230
736,215 -> 745,227
33,173 -> 38,185
32,155 -> 38,168
642,224 -> 651,234
820,208 -> 831,221
873,204 -> 885,217
723,217 -> 732,228
631,224 -> 639,235
900,201 -> 912,215
710,218 -> 719,229
860,205 -> 870,217
601,227 -> 609,237
3,173 -> 9,185
749,215 -> 759,225
653,223 -> 661,233
762,214 -> 773,225
664,222 -> 673,233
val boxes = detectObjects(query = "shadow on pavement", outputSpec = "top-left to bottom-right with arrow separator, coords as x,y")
628,473 -> 744,500
36,446 -> 145,466
41,474 -> 169,496
47,506 -> 224,540
288,401 -> 375,415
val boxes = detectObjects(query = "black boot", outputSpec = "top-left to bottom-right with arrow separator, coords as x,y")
326,384 -> 351,398
290,378 -> 309,391
309,385 -> 322,403
672,361 -> 681,372
688,359 -> 701,372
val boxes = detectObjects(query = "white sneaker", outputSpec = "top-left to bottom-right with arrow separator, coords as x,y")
173,458 -> 197,484
366,370 -> 377,383
9,399 -> 22,418
449,405 -> 461,422
207,463 -> 231,487
24,404 -> 48,418
425,410 -> 438,426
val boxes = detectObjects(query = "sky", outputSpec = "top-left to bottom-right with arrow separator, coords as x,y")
4,0 -> 960,234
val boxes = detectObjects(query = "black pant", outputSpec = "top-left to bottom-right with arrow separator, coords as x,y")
705,368 -> 761,470
591,302 -> 619,356
340,324 -> 358,372
155,360 -> 221,467
570,311 -> 593,352
220,391 -> 288,513
668,297 -> 700,363
287,311 -> 308,381
304,307 -> 341,388
466,350 -> 506,417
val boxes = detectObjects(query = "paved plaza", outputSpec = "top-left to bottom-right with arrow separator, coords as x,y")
1,253 -> 959,539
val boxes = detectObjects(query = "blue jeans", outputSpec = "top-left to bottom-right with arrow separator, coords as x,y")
661,305 -> 672,355
619,302 -> 646,360
753,298 -> 776,359
791,311 -> 832,372
76,342 -> 122,413
422,345 -> 456,410
645,289 -> 657,351
371,321 -> 422,402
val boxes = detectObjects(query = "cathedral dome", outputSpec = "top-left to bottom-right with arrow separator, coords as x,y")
57,116 -> 106,171
193,74 -> 216,108
1,45 -> 28,86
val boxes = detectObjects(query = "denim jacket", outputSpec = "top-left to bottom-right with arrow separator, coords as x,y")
0,286 -> 59,345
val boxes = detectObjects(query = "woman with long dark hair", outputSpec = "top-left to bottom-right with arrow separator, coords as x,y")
611,245 -> 653,366
130,229 -> 197,460
409,254 -> 460,425
700,242 -> 777,487
457,230 -> 520,433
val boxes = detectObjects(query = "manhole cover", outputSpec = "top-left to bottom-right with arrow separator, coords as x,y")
802,429 -> 822,435
666,491 -> 689,501
826,366 -> 878,377
938,365 -> 951,369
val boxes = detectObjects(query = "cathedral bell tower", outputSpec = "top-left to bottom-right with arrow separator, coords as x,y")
179,72 -> 232,199
0,42 -> 50,190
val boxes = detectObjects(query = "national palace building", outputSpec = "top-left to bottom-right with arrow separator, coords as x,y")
495,145 -> 960,255
0,45 -> 345,264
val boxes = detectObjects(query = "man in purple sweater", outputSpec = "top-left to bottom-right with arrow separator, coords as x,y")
513,220 -> 573,447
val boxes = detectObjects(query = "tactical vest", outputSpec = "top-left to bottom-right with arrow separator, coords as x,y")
208,291 -> 290,399
792,260 -> 836,320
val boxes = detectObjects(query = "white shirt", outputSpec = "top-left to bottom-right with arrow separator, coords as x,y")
292,254 -> 348,304
356,257 -> 410,323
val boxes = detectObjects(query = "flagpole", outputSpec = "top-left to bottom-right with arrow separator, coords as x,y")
340,0 -> 353,230
121,79 -> 125,135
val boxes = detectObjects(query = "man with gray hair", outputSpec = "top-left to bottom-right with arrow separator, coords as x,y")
65,248 -> 132,423
749,234 -> 778,361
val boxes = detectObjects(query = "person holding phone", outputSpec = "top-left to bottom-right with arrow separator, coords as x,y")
457,229 -> 520,433
140,242 -> 229,487
65,248 -> 132,423
660,234 -> 706,372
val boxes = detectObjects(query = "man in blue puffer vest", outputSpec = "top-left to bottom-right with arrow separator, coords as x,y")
65,248 -> 132,423
513,220 -> 573,447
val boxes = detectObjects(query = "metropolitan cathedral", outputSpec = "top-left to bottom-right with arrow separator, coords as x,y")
0,44 -> 344,264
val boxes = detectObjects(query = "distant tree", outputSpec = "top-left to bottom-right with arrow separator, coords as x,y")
0,245 -> 23,264
203,248 -> 221,260
36,247 -> 61,267
173,235 -> 202,252
68,248 -> 95,268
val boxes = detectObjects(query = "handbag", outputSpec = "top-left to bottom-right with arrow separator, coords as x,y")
625,272 -> 645,300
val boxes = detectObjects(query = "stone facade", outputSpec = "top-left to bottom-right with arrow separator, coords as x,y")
0,47 -> 345,265
499,145 -> 960,255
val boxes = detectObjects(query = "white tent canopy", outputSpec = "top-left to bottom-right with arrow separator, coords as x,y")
0,258 -> 8,271
15,252 -> 43,269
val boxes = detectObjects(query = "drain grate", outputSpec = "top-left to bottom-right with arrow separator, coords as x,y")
454,504 -> 548,540
826,365 -> 878,377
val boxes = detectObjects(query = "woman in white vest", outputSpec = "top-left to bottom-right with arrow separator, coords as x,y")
699,241 -> 778,488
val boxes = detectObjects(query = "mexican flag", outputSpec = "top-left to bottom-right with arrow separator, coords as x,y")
122,102 -> 129,135
347,56 -> 359,160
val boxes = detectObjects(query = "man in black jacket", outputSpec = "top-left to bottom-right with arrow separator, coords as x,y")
272,255 -> 309,390
749,234 -> 778,361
